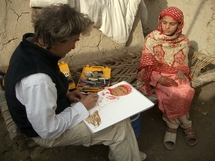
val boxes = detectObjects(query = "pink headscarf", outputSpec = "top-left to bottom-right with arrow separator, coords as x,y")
157,6 -> 184,35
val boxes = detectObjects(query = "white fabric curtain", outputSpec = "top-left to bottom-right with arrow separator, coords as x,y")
30,0 -> 148,46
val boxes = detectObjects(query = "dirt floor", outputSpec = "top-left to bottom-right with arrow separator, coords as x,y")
0,82 -> 215,161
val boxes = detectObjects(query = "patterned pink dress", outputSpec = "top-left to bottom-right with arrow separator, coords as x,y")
137,7 -> 195,120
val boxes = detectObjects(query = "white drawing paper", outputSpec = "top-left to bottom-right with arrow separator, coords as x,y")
84,81 -> 154,133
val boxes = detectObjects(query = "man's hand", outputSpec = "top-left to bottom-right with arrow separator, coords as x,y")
66,90 -> 82,102
80,93 -> 99,110
175,70 -> 189,84
158,76 -> 178,87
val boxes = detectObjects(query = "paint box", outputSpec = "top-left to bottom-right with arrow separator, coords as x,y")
77,65 -> 111,92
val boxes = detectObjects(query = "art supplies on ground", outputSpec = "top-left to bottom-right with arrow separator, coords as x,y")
84,81 -> 154,133
77,65 -> 111,92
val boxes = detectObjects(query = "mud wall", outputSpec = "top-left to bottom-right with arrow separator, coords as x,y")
0,0 -> 214,71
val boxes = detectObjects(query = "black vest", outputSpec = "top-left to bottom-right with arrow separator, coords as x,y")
5,33 -> 70,137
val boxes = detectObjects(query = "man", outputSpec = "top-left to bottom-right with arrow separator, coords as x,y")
5,4 -> 146,161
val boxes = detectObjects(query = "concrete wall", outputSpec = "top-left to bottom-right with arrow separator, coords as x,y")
0,0 -> 215,71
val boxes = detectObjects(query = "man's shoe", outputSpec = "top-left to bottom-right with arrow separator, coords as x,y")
108,151 -> 147,161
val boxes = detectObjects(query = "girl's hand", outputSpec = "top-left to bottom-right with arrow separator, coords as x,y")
175,70 -> 189,84
158,76 -> 178,87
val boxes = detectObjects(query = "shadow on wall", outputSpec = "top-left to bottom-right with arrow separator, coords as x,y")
185,0 -> 207,37
126,6 -> 144,47
188,41 -> 198,67
190,40 -> 199,53
143,0 -> 168,35
185,0 -> 207,52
